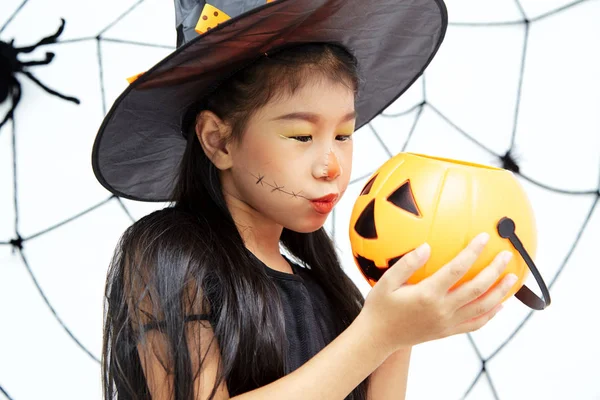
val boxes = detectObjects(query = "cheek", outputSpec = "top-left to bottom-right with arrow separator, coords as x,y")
241,144 -> 295,176
232,134 -> 275,172
339,144 -> 353,180
230,138 -> 298,198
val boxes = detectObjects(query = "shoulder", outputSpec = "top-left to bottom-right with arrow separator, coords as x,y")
107,208 -> 215,337
121,206 -> 211,247
113,206 -> 216,298
113,206 -> 216,281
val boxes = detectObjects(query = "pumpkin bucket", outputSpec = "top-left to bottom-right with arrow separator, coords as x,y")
349,152 -> 551,310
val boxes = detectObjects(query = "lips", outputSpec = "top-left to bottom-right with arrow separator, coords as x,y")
310,193 -> 339,214
311,193 -> 338,202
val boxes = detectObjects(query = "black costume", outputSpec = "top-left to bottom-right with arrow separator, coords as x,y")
260,255 -> 340,373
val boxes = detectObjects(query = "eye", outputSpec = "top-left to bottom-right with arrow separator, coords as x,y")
336,134 -> 353,142
290,136 -> 312,142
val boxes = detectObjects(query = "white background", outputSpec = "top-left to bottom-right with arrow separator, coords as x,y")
1,0 -> 599,399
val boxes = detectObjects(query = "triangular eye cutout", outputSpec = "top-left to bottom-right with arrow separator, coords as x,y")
354,199 -> 378,239
387,180 -> 421,217
360,174 -> 378,195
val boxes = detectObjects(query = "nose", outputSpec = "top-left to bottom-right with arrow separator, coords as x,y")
314,149 -> 342,180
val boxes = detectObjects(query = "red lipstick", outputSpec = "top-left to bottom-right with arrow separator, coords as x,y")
310,193 -> 339,214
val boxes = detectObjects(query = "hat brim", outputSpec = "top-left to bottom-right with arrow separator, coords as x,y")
92,0 -> 448,202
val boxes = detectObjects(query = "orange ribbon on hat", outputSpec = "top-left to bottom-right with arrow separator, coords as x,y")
126,1 -> 275,84
194,3 -> 231,34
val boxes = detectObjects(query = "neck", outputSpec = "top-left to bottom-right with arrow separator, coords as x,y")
223,192 -> 284,262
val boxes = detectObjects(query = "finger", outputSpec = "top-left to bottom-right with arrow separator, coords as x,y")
451,273 -> 518,324
379,242 -> 431,291
446,250 -> 514,309
450,303 -> 503,336
423,232 -> 490,293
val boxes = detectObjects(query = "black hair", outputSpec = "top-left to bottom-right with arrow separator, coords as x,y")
102,43 -> 368,400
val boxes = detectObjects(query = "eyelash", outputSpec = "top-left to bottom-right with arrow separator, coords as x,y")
290,135 -> 353,143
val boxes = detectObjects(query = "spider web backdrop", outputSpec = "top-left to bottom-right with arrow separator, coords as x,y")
1,0 -> 599,399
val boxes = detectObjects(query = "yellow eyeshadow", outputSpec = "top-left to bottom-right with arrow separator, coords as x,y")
339,123 -> 355,133
277,124 -> 355,139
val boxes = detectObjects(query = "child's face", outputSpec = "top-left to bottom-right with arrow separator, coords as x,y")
224,76 -> 356,233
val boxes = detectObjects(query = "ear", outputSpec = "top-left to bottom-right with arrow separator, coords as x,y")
195,110 -> 233,170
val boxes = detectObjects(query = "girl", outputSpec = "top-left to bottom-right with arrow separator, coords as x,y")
94,1 -> 517,399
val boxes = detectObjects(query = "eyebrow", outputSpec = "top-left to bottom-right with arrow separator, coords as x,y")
272,111 -> 357,124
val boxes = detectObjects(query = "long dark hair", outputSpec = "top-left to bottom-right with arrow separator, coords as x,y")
102,43 -> 369,400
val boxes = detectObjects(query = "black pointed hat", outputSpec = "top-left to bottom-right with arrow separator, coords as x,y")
92,0 -> 448,202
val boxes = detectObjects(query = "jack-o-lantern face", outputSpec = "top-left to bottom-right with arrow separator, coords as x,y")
349,153 -> 448,286
352,176 -> 422,284
355,179 -> 421,239
348,152 -> 551,310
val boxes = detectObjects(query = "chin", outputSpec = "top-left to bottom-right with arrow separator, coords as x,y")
283,214 -> 328,234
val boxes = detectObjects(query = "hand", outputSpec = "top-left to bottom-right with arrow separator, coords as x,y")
358,233 -> 517,355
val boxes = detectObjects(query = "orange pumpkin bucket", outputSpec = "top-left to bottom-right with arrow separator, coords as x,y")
349,152 -> 551,310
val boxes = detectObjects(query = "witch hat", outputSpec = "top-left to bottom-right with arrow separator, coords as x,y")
92,0 -> 448,202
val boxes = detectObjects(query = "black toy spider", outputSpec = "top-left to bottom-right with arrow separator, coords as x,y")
0,18 -> 80,131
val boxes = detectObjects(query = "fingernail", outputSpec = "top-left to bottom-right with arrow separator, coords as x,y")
415,243 -> 430,258
501,251 -> 513,264
506,273 -> 518,285
477,232 -> 490,246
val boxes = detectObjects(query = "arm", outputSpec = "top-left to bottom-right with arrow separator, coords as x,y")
235,312 -> 390,399
140,311 -> 393,400
137,231 -> 516,400
367,347 -> 412,400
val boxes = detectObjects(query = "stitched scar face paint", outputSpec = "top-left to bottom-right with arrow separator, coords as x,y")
222,77 -> 356,233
